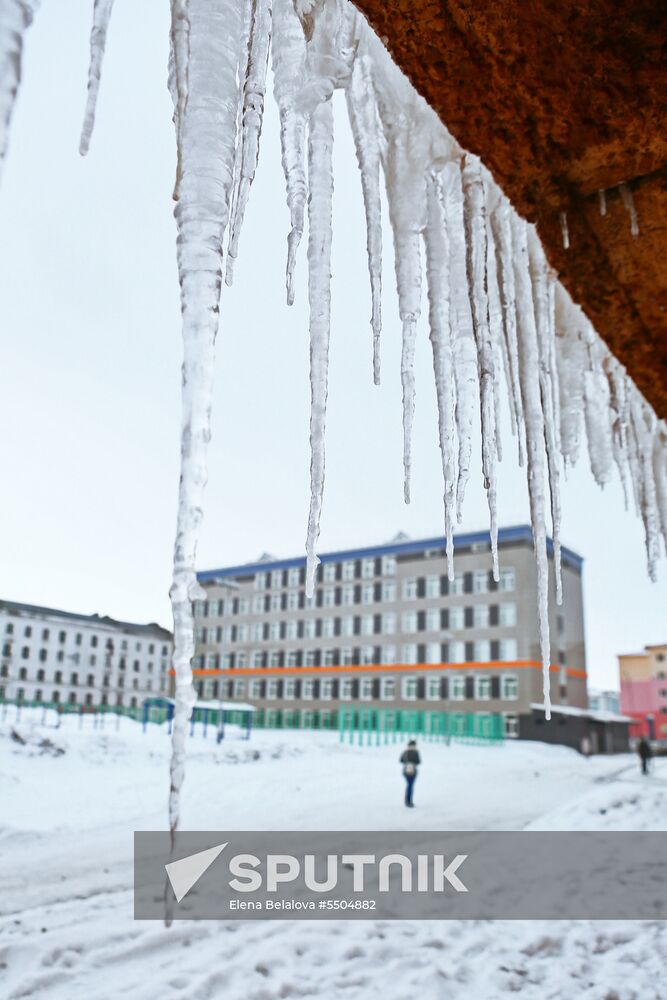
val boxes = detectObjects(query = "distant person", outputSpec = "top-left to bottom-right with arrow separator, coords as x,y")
580,735 -> 592,758
637,737 -> 652,775
400,739 -> 420,807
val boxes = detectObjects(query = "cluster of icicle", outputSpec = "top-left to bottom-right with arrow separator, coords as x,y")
1,0 -> 666,836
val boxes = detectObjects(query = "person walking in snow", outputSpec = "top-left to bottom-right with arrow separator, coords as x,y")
637,736 -> 652,775
400,739 -> 420,807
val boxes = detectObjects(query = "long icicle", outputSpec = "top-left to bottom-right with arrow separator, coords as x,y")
511,215 -> 552,718
271,0 -> 307,305
424,170 -> 457,578
440,159 -> 476,528
168,0 -> 244,838
491,197 -> 526,467
529,232 -> 563,605
226,0 -> 272,284
0,0 -> 39,182
304,98 -> 334,597
79,0 -> 115,156
462,154 -> 499,579
345,40 -> 382,384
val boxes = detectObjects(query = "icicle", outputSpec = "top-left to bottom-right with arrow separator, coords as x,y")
169,0 -> 191,202
226,0 -> 272,285
653,421 -> 667,556
441,160 -> 476,529
511,215 -> 552,718
483,177 -> 507,466
528,231 -> 563,604
491,197 -> 526,467
79,0 -> 115,156
598,189 -> 607,216
271,0 -> 307,304
345,39 -> 382,384
0,0 -> 39,182
168,0 -> 245,837
462,154 -> 499,580
424,171 -> 457,578
628,396 -> 660,581
559,211 -> 570,250
583,334 -> 615,488
619,182 -> 639,237
304,98 -> 334,597
224,0 -> 254,285
603,355 -> 631,510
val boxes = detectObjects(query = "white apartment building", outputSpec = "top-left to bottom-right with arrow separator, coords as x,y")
0,600 -> 172,710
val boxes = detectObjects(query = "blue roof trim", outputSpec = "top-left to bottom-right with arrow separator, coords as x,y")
198,524 -> 583,581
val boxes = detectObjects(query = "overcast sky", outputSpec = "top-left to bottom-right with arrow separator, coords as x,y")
0,0 -> 664,690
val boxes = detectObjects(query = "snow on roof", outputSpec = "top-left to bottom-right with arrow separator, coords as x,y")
531,703 -> 633,724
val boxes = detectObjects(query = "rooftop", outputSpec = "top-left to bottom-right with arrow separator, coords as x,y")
198,524 -> 583,582
0,599 -> 171,639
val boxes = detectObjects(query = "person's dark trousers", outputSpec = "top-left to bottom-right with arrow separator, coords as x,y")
404,773 -> 416,806
641,758 -> 649,775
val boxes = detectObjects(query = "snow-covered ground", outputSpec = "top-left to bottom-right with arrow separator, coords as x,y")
1,709 -> 665,999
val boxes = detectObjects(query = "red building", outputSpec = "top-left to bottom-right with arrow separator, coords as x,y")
619,643 -> 667,741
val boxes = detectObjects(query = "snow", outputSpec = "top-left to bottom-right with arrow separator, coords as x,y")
1,0 -> 666,830
2,710 -> 666,999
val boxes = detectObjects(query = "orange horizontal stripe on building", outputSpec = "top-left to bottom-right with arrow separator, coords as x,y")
171,660 -> 587,680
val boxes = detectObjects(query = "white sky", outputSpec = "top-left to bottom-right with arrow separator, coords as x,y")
0,0 -> 664,690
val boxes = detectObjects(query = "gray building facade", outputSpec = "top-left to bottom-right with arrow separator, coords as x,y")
193,526 -> 587,740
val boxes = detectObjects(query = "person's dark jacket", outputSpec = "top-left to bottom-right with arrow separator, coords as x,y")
400,748 -> 421,767
638,738 -> 652,761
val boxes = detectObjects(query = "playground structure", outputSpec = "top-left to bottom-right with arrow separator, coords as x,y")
1,698 -> 504,746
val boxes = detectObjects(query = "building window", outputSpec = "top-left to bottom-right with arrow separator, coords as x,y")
251,651 -> 263,668
286,650 -> 299,667
403,578 -> 418,600
382,581 -> 396,602
381,677 -> 395,700
304,650 -> 318,667
270,594 -> 281,612
302,680 -> 314,700
250,679 -> 263,698
499,638 -> 518,661
283,679 -> 295,699
499,567 -> 515,592
360,678 -> 373,700
362,584 -> 374,604
360,646 -> 374,665
450,574 -> 465,596
41,628 -> 49,641
269,622 -> 281,641
342,586 -> 355,605
287,592 -> 299,610
501,675 -> 518,700
402,677 -> 417,700
323,649 -> 335,666
504,713 -> 519,738
321,679 -> 333,700
475,640 -> 491,662
322,618 -> 334,638
360,559 -> 373,579
450,675 -> 465,700
473,570 -> 488,594
268,651 -> 280,668
402,611 -> 417,633
473,605 -> 489,628
340,678 -> 353,700
341,616 -> 354,637
475,675 -> 491,699
288,568 -> 300,587
449,606 -> 464,630
382,556 -> 396,575
304,619 -> 316,640
382,613 -> 396,634
323,563 -> 336,583
426,608 -> 440,631
24,626 -> 32,637
425,575 -> 439,598
341,648 -> 355,665
380,645 -> 396,665
323,588 -> 335,607
402,644 -> 418,665
361,615 -> 374,637
426,676 -> 440,700
499,603 -> 517,627
342,561 -> 355,581
450,640 -> 465,663
286,621 -> 298,640
426,643 -> 440,664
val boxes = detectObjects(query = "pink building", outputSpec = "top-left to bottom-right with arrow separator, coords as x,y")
619,643 -> 667,740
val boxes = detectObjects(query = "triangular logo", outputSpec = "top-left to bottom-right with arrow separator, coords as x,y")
165,842 -> 227,902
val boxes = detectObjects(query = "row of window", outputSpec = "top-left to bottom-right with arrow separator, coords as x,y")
200,673 -> 520,701
254,707 -> 520,739
194,638 -> 519,671
4,689 -> 148,708
254,557 -> 399,591
196,569 -> 516,619
196,603 -> 517,646
2,646 -> 168,671
4,667 -> 167,690
1,622 -> 169,656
